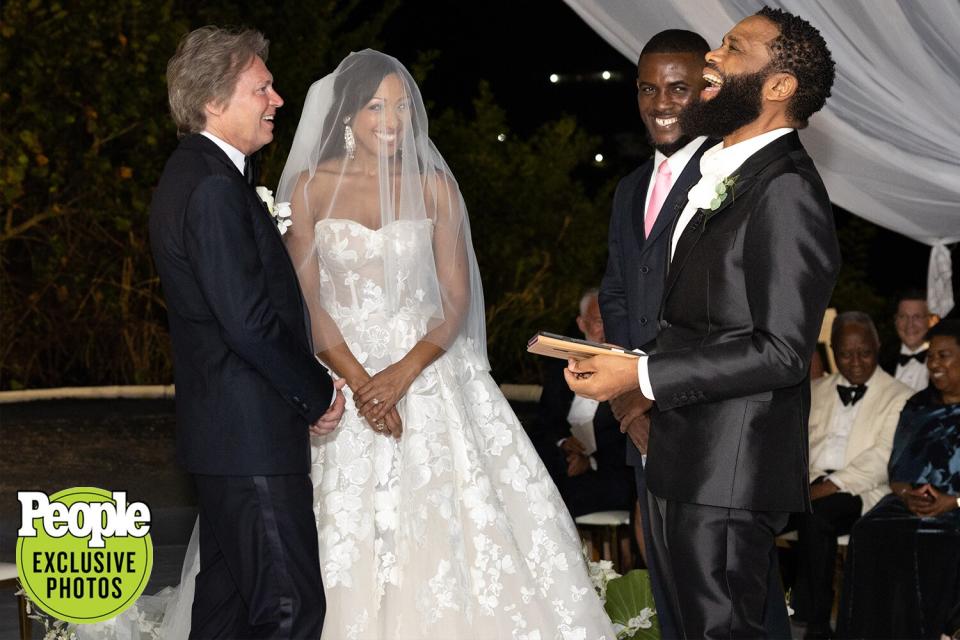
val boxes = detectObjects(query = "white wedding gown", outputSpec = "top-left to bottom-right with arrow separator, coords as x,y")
311,218 -> 613,639
78,218 -> 614,640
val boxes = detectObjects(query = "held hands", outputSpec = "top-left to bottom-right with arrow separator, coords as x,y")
564,355 -> 641,402
901,483 -> 958,517
809,478 -> 840,501
309,378 -> 347,436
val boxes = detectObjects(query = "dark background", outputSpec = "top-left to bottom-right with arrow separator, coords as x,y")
0,0 -> 931,389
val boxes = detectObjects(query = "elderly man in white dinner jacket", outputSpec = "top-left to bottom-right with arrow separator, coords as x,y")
791,311 -> 914,637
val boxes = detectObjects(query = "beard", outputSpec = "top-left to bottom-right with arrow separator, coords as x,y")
648,131 -> 694,157
679,65 -> 770,139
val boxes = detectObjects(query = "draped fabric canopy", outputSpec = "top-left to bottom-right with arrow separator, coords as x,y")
563,0 -> 960,315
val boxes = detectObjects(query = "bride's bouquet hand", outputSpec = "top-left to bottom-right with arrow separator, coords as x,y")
354,361 -> 418,421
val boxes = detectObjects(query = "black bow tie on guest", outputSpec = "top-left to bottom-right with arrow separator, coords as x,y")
837,384 -> 867,406
897,350 -> 927,366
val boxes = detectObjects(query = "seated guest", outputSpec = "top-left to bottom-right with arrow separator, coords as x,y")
792,312 -> 913,639
838,319 -> 960,639
880,289 -> 938,391
535,288 -> 634,517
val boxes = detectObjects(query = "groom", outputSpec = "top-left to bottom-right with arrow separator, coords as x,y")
150,27 -> 344,638
568,8 -> 840,638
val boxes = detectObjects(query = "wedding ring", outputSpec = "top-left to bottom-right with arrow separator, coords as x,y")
372,398 -> 381,406
376,421 -> 386,431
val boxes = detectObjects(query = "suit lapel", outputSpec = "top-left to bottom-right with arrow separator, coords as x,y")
641,138 -> 716,256
630,161 -> 654,255
661,131 -> 804,303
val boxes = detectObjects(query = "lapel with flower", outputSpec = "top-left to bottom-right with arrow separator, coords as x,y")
663,131 -> 805,296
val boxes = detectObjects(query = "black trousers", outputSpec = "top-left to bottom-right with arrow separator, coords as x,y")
190,474 -> 325,639
648,492 -> 792,639
789,491 -> 862,630
634,466 -> 680,639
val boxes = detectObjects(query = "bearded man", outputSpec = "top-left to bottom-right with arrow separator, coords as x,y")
567,8 -> 840,638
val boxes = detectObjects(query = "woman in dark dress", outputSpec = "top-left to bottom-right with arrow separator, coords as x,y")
838,319 -> 960,639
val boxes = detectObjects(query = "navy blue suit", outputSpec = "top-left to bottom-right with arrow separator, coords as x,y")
600,137 -> 714,639
150,134 -> 333,637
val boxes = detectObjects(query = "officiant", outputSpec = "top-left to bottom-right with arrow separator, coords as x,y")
532,288 -> 635,517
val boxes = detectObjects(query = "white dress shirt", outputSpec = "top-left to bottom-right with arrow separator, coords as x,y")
637,128 -> 795,400
641,136 -> 709,218
563,395 -> 599,470
813,371 -> 876,490
201,131 -> 246,174
894,342 -> 929,391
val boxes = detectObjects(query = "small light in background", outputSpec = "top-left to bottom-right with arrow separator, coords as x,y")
497,133 -> 506,142
549,73 -> 560,84
594,153 -> 604,163
601,70 -> 612,80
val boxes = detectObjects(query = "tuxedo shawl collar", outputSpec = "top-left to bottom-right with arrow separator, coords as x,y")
663,130 -> 805,300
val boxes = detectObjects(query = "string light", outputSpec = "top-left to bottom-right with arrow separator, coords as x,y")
549,73 -> 560,84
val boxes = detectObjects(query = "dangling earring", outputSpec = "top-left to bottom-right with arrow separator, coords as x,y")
343,118 -> 356,160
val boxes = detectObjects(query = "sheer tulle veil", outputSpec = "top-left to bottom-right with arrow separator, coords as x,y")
277,49 -> 488,367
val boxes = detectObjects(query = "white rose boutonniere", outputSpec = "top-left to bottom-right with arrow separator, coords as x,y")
255,186 -> 293,236
687,173 -> 740,214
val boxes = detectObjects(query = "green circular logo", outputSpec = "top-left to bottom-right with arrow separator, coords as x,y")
16,487 -> 154,624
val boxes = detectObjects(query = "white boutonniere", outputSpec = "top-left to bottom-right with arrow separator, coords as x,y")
687,173 -> 740,213
255,186 -> 292,235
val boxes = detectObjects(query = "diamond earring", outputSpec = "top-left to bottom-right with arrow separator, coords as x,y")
343,120 -> 356,160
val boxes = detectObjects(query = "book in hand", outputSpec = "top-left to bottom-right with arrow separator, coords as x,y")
526,332 -> 641,361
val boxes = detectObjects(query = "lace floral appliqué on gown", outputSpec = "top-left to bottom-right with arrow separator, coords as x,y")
311,218 -> 614,640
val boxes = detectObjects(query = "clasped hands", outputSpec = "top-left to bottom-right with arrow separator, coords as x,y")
899,483 -> 958,518
563,354 -> 652,453
350,360 -> 419,439
309,378 -> 347,437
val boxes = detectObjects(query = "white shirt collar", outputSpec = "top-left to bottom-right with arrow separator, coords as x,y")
653,135 -> 709,177
201,131 -> 246,175
899,341 -> 929,355
698,127 -> 794,182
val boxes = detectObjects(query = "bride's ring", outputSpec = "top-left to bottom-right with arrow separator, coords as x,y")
376,420 -> 386,431
372,398 -> 380,406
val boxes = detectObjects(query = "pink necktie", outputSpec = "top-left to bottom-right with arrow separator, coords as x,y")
645,159 -> 672,238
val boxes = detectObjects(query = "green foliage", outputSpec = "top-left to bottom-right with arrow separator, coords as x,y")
0,0 -> 397,388
432,84 -> 613,382
1,0 -> 608,388
604,569 -> 661,639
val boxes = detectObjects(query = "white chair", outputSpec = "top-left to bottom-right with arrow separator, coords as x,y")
0,562 -> 30,640
575,510 -> 631,572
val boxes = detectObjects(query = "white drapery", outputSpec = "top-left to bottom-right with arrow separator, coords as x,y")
563,0 -> 960,315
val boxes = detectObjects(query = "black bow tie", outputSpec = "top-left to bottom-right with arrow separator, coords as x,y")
837,384 -> 867,406
897,350 -> 927,366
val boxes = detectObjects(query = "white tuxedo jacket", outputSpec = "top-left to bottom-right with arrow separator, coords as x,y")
808,369 -> 913,513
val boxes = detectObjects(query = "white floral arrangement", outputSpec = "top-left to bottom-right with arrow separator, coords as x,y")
585,552 -> 660,639
255,186 -> 292,236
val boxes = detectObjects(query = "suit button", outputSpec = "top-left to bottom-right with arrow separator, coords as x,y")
640,265 -> 650,274
659,320 -> 671,330
639,316 -> 648,326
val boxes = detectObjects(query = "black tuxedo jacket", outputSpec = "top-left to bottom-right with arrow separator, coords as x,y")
600,138 -> 715,466
149,134 -> 333,475
645,131 -> 841,512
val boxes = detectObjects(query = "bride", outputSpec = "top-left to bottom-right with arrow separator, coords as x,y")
279,49 -> 614,639
79,50 -> 614,640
